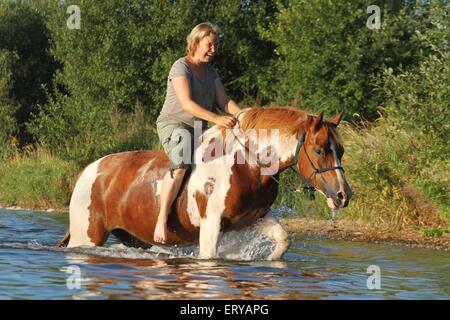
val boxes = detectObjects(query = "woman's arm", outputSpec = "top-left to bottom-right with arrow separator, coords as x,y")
172,76 -> 236,128
214,78 -> 241,115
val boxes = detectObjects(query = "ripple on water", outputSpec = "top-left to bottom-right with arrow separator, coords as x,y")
0,208 -> 449,299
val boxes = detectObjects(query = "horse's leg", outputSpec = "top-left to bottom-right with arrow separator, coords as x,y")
198,214 -> 222,259
67,158 -> 109,248
254,215 -> 290,260
68,221 -> 108,247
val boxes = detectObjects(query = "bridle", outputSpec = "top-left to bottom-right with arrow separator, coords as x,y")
230,112 -> 345,200
289,133 -> 345,199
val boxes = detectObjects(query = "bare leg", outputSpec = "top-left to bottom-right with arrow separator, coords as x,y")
154,168 -> 186,244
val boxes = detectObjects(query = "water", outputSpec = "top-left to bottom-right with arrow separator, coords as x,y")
0,208 -> 448,300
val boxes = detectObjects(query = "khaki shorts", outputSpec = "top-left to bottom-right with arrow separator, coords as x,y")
157,122 -> 195,171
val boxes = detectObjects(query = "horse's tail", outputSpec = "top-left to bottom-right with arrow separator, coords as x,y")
57,231 -> 70,247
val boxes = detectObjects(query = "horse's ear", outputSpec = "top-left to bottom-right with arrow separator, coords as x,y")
311,111 -> 324,132
328,111 -> 344,127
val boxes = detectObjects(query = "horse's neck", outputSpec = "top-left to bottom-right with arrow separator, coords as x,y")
242,125 -> 305,172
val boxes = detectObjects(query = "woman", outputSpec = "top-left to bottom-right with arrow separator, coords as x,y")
154,22 -> 241,244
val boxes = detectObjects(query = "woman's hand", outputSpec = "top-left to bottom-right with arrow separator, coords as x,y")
213,115 -> 237,129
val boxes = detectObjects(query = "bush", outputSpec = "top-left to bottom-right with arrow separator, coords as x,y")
0,1 -> 58,144
0,49 -> 18,158
29,97 -> 160,165
260,0 -> 435,120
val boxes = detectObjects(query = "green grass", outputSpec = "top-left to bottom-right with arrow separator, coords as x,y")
0,147 -> 78,209
422,228 -> 445,238
342,119 -> 448,229
276,118 -> 449,232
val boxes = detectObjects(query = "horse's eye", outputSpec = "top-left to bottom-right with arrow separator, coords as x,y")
314,148 -> 323,156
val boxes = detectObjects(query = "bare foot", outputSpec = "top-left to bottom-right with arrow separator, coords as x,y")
153,220 -> 166,244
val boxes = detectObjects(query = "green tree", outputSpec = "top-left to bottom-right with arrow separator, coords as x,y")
29,0 -> 276,164
0,0 -> 58,144
189,0 -> 279,104
0,49 -> 18,157
383,1 -> 449,143
29,1 -> 189,162
262,0 -> 432,120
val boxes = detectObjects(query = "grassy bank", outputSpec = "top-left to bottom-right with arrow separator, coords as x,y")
0,147 -> 78,210
0,105 -> 160,210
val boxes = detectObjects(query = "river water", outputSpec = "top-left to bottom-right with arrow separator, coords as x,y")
0,208 -> 448,300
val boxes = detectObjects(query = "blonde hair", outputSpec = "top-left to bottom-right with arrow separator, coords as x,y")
186,22 -> 221,56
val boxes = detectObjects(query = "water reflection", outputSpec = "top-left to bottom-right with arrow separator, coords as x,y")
63,253 -> 304,299
1,209 -> 449,300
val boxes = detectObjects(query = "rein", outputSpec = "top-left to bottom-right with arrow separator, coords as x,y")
230,113 -> 345,200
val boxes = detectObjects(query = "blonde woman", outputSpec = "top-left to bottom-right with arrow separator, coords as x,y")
154,22 -> 241,244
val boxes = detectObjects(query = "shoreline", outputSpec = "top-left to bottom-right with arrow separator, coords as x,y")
280,218 -> 450,251
1,205 -> 448,251
0,205 -> 65,213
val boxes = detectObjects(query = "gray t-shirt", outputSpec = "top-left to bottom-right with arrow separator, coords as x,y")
156,57 -> 219,128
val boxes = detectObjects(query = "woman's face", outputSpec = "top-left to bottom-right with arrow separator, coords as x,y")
193,34 -> 219,63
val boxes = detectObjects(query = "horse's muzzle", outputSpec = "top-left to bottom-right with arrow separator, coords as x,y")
337,191 -> 350,208
327,188 -> 352,210
339,185 -> 353,207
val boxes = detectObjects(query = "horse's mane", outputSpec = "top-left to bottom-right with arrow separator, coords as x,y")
238,107 -> 308,136
206,106 -> 342,146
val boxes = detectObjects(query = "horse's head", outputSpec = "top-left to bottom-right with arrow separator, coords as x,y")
297,111 -> 352,211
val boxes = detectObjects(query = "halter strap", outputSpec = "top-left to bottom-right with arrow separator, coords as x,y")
293,133 -> 344,172
293,134 -> 304,167
289,132 -> 345,198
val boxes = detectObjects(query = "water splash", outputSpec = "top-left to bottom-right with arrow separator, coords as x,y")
269,206 -> 298,219
0,210 -> 292,261
61,243 -> 197,260
217,228 -> 276,261
0,227 -> 280,261
60,225 -> 280,261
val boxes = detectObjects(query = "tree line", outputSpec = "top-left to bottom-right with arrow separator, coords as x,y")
0,0 -> 448,166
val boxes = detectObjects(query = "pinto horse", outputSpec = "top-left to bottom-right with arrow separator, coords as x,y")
58,107 -> 352,260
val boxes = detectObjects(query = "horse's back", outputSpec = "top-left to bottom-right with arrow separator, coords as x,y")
68,150 -> 170,246
73,150 -> 168,195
